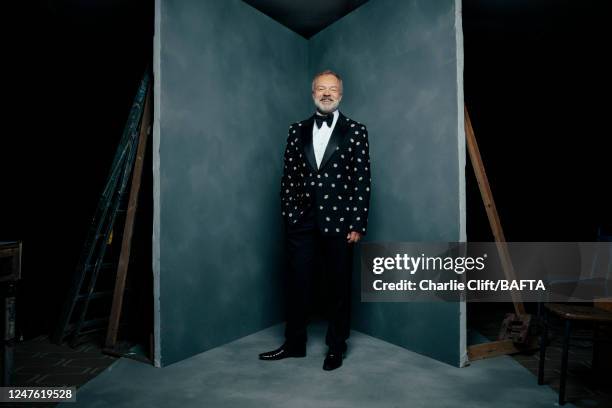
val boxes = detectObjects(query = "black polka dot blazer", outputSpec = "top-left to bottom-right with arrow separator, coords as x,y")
280,111 -> 372,236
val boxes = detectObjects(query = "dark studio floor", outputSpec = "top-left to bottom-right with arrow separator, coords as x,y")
6,305 -> 612,408
6,336 -> 144,408
469,303 -> 612,408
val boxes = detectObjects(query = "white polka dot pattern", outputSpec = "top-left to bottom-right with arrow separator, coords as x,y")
280,115 -> 371,236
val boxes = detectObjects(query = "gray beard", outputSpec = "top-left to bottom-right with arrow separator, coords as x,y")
314,98 -> 340,114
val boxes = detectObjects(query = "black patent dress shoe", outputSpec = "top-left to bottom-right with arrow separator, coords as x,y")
322,351 -> 344,371
259,344 -> 306,360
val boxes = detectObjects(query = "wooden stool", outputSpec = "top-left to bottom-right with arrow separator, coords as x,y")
538,303 -> 612,405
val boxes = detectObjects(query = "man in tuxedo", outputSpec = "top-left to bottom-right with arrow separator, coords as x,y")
259,70 -> 372,371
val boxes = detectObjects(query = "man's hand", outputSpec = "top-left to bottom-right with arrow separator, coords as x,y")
346,231 -> 362,244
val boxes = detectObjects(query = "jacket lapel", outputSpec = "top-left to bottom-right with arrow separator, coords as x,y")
301,116 -> 318,172
318,112 -> 348,171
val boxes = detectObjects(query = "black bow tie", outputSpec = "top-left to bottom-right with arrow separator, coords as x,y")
314,114 -> 333,128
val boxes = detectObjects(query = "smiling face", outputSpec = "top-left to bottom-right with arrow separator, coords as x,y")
312,73 -> 342,114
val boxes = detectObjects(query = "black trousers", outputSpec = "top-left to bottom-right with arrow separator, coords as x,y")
284,205 -> 353,353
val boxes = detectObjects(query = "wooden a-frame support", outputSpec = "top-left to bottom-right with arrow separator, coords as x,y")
464,106 -> 536,361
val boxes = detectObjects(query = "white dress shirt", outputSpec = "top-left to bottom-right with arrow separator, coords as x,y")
312,109 -> 339,169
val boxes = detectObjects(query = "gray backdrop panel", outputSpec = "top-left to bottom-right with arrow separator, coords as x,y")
309,0 -> 464,366
156,0 -> 464,367
157,0 -> 309,366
